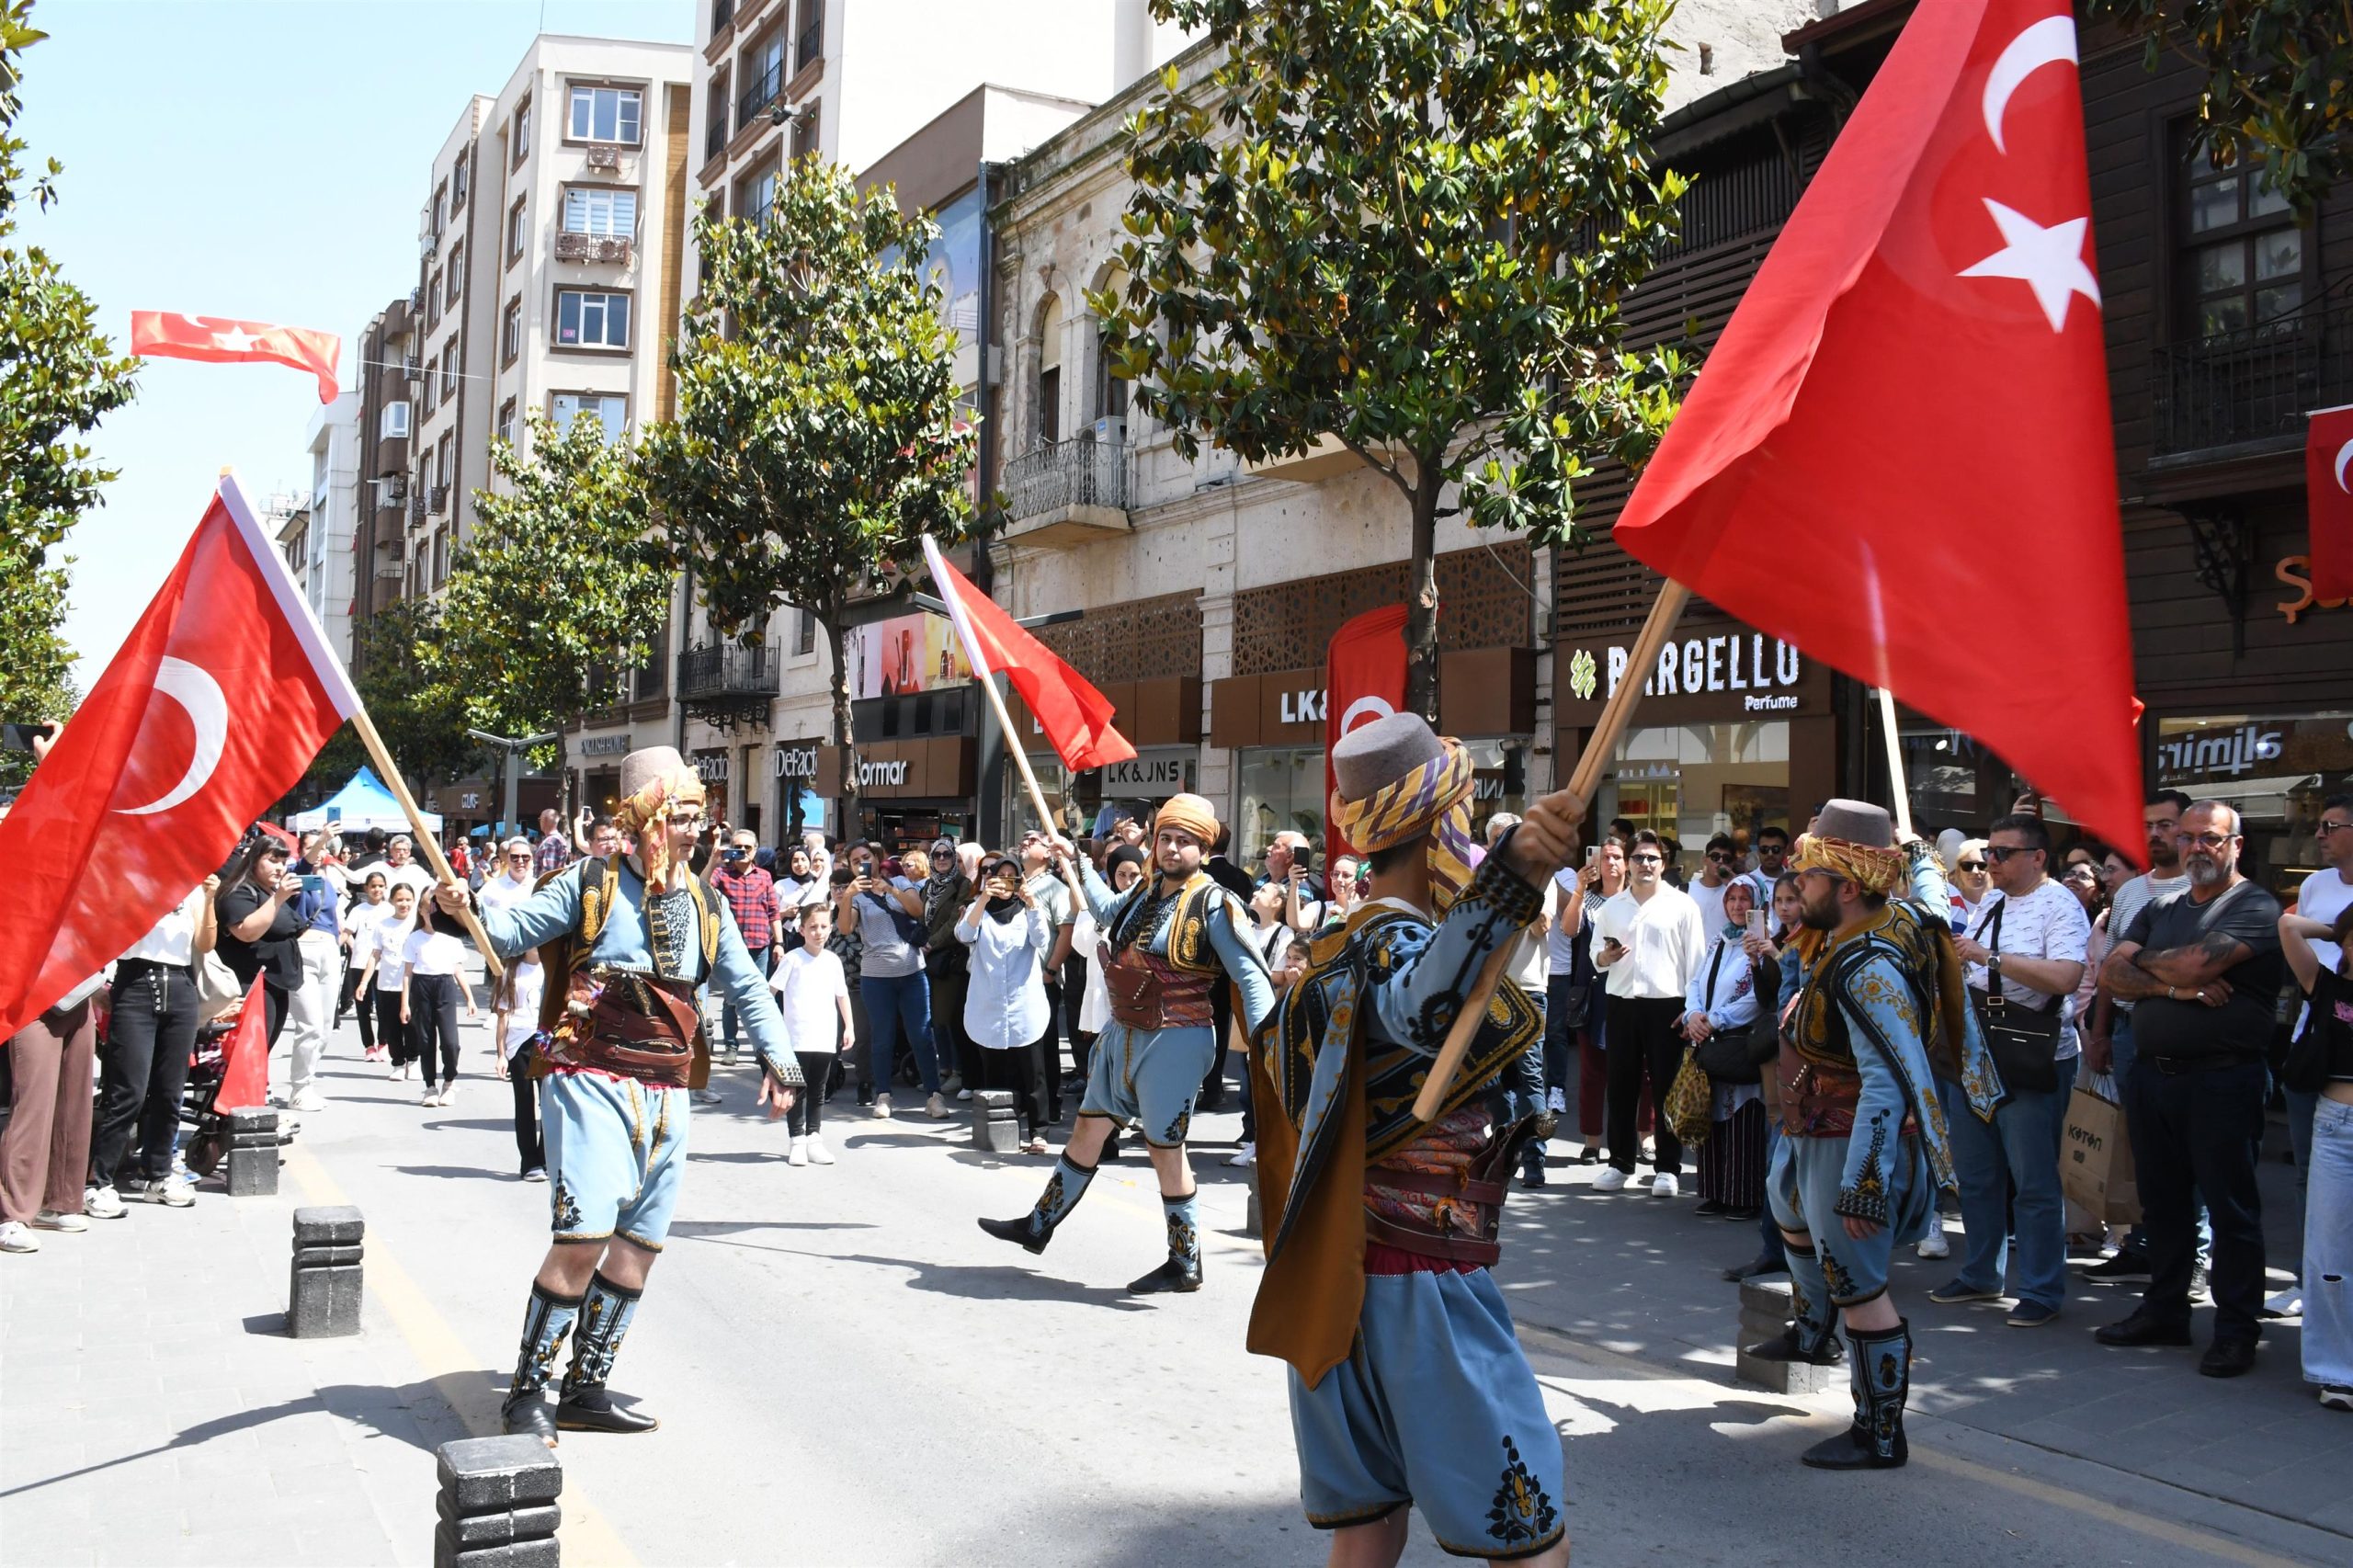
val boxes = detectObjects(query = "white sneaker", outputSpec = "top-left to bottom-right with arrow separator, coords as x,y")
1225,1143 -> 1256,1168
1651,1172 -> 1679,1199
422,1088 -> 441,1106
2266,1286 -> 2305,1317
1,1221 -> 39,1253
925,1093 -> 949,1119
788,1137 -> 810,1167
289,1089 -> 326,1112
693,1088 -> 723,1106
806,1137 -> 835,1165
31,1210 -> 88,1232
1592,1166 -> 1631,1193
1916,1228 -> 1951,1260
438,1084 -> 457,1108
83,1185 -> 127,1221
956,1088 -> 972,1101
873,1094 -> 893,1119
134,1176 -> 195,1208
522,1167 -> 548,1183
1547,1086 -> 1567,1115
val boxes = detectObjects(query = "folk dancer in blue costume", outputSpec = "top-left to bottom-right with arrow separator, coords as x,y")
1759,798 -> 1999,1470
438,745 -> 803,1446
1250,714 -> 1572,1566
978,792 -> 1277,1293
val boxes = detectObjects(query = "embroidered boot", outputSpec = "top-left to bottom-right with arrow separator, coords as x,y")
556,1272 -> 657,1435
1802,1318 -> 1912,1470
1129,1190 -> 1204,1294
501,1281 -> 585,1446
1750,1243 -> 1844,1365
978,1153 -> 1097,1255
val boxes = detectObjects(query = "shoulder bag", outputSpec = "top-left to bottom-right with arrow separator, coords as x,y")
1691,940 -> 1762,1084
1969,899 -> 2063,1095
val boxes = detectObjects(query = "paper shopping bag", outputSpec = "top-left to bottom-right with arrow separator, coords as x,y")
2062,1080 -> 2139,1225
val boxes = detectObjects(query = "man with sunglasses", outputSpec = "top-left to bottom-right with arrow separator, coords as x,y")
710,828 -> 783,1068
1592,829 -> 1708,1197
1932,813 -> 2089,1328
1744,824 -> 1792,908
2094,801 -> 2284,1379
1691,833 -> 1740,935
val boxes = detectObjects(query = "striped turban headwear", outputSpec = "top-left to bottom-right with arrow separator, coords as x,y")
1329,717 -> 1479,914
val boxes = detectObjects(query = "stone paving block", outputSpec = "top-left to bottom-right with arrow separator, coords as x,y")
225,1108 -> 280,1197
289,1205 -> 366,1339
436,1434 -> 563,1568
972,1089 -> 1018,1153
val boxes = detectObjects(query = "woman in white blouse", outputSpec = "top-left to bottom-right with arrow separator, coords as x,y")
959,851 -> 1057,1154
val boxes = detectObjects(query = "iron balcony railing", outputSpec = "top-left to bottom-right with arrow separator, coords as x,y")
736,61 -> 783,135
676,642 -> 779,701
705,111 -> 729,164
2151,300 -> 2352,459
1005,436 -> 1130,521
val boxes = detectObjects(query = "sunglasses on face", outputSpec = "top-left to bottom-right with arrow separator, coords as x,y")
2319,820 -> 2353,836
1985,845 -> 2039,863
2184,832 -> 2236,849
1630,853 -> 1664,866
1957,860 -> 1986,873
1706,851 -> 1733,864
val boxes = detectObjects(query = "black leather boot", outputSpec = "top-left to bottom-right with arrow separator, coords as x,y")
1127,1255 -> 1203,1294
1801,1318 -> 1911,1470
554,1272 -> 658,1435
501,1392 -> 558,1448
977,1213 -> 1053,1255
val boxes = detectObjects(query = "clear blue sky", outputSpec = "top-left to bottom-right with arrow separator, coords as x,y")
19,0 -> 692,684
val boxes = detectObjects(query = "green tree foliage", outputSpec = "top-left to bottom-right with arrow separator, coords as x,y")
2088,1 -> 2349,218
0,0 -> 138,784
639,160 -> 978,819
430,410 -> 676,755
1098,0 -> 1691,713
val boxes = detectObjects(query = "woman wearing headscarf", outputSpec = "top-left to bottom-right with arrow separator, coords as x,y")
959,851 -> 1057,1153
1683,877 -> 1767,1220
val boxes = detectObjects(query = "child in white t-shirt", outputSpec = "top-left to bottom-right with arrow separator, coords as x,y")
399,901 -> 478,1108
340,870 -> 393,1060
769,903 -> 854,1166
355,884 -> 417,1077
493,949 -> 548,1181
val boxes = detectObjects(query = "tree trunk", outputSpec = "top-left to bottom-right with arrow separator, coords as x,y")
824,606 -> 859,840
1403,477 -> 1442,720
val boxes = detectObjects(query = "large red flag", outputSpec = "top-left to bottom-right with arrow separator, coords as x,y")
2306,406 -> 2353,602
0,478 -> 358,1040
920,538 -> 1137,771
1613,0 -> 2143,858
1324,605 -> 1408,869
130,312 -> 341,403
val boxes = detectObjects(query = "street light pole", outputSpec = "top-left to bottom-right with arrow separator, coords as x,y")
467,729 -> 562,837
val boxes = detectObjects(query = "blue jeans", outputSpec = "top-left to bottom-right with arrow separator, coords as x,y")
859,972 -> 940,1096
2304,1098 -> 2353,1388
1939,1057 -> 2077,1311
722,945 -> 772,1049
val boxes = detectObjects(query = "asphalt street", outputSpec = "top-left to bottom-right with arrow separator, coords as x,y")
4,967 -> 2348,1566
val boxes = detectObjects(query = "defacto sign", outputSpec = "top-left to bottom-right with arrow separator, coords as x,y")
775,743 -> 823,778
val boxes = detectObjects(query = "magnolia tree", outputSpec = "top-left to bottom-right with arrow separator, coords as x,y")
1097,0 -> 1692,714
639,160 -> 978,824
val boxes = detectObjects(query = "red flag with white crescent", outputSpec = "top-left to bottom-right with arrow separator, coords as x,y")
1324,605 -> 1408,869
1612,0 -> 2143,858
0,478 -> 358,1040
2306,406 -> 2353,602
131,312 -> 342,403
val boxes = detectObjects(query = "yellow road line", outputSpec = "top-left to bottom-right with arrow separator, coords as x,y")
284,1144 -> 639,1568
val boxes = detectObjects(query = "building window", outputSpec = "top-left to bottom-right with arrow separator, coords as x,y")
2178,135 -> 2302,337
551,391 -> 630,442
381,401 -> 411,439
2154,711 -> 2353,895
568,85 -> 642,145
445,242 -> 463,305
497,397 -> 517,447
432,181 -> 449,237
441,341 -> 458,400
1035,295 -> 1063,446
555,289 -> 631,349
513,96 -> 531,166
795,607 -> 815,655
740,166 -> 779,230
433,528 -> 449,586
737,37 -> 784,132
790,98 -> 818,163
437,432 -> 454,494
506,197 -> 527,265
451,154 -> 469,203
501,297 -> 522,364
706,70 -> 731,163
1235,747 -> 1325,864
421,364 -> 438,415
796,0 -> 824,73
563,187 -> 638,237
426,269 -> 442,328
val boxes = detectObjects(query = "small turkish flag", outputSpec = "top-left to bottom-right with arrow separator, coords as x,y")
131,311 -> 342,403
211,978 -> 272,1115
1614,0 -> 2144,859
0,478 -> 359,1040
920,538 -> 1136,772
1324,605 -> 1407,868
2305,406 -> 2353,602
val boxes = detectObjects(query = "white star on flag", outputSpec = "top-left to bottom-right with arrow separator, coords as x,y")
1958,199 -> 2101,332
212,324 -> 261,353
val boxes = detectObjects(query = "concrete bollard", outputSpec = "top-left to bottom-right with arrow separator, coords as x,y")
435,1434 -> 562,1568
289,1206 -> 365,1338
225,1108 -> 280,1197
1733,1278 -> 1845,1395
972,1089 -> 1018,1154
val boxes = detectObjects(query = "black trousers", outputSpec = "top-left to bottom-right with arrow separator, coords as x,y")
509,1066 -> 543,1174
1060,953 -> 1086,1065
347,960 -> 376,1051
988,1046 -> 1047,1139
931,963 -> 976,1086
2124,1055 -> 2268,1343
375,988 -> 415,1066
788,1051 -> 835,1136
409,972 -> 462,1087
90,962 -> 198,1187
1607,995 -> 1688,1176
1040,981 -> 1064,1121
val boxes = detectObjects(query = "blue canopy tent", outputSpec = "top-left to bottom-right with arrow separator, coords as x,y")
290,766 -> 440,834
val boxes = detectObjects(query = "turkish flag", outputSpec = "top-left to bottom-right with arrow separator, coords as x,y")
1613,0 -> 2143,858
920,538 -> 1137,772
131,312 -> 342,404
211,978 -> 272,1115
0,478 -> 358,1040
2306,406 -> 2353,601
1324,605 -> 1408,868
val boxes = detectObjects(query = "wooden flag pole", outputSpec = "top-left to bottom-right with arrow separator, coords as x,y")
1410,581 -> 1690,1121
347,706 -> 506,982
1873,686 -> 1914,839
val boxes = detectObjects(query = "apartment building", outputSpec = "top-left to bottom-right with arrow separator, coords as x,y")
298,392 -> 361,665
351,294 -> 417,646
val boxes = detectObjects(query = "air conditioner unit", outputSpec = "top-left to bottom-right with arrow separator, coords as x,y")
585,144 -> 620,171
403,355 -> 422,381
420,229 -> 440,259
429,484 -> 450,514
1092,417 -> 1127,445
407,286 -> 424,315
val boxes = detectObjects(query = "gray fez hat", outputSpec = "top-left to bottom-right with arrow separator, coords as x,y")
620,744 -> 698,800
1332,711 -> 1444,802
1813,798 -> 1895,850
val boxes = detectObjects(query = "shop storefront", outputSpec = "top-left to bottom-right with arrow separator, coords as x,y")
574,732 -> 632,817
773,739 -> 832,841
798,736 -> 977,851
690,748 -> 731,829
2153,710 -> 2353,896
1005,676 -> 1203,847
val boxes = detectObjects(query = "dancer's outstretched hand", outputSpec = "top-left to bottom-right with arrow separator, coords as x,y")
757,1072 -> 797,1121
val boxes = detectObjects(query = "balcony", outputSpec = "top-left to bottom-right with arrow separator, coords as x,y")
676,641 -> 779,726
796,5 -> 823,74
705,112 -> 729,165
1003,435 -> 1131,547
554,230 -> 633,266
2150,301 -> 2353,464
736,62 -> 783,135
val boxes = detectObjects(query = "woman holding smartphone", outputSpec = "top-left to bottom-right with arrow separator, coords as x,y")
958,852 -> 1057,1153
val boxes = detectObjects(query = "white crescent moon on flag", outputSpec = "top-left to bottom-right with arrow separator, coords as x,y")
1983,15 -> 2078,154
1339,696 -> 1394,735
116,657 -> 229,816
2336,437 -> 2353,494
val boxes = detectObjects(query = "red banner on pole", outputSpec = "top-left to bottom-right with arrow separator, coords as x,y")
2306,406 -> 2353,602
1324,605 -> 1409,869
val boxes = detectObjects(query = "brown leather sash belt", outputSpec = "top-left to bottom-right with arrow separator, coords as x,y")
547,968 -> 701,1088
1100,945 -> 1213,1031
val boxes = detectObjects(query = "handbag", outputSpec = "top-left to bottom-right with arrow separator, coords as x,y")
195,949 -> 243,1023
1968,901 -> 2062,1095
1690,941 -> 1762,1084
1665,1045 -> 1714,1146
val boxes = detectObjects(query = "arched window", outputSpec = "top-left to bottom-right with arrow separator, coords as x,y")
1035,294 -> 1063,445
1090,266 -> 1131,434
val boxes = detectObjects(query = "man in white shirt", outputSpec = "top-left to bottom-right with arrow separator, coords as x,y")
478,837 -> 539,915
379,835 -> 437,900
1936,812 -> 2089,1327
1691,833 -> 1738,934
1592,829 -> 1709,1196
2290,791 -> 2353,1176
